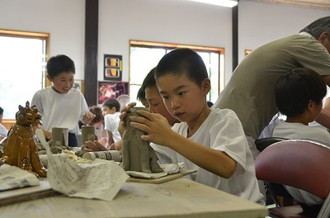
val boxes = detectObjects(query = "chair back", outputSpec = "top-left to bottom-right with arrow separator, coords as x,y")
255,140 -> 330,199
255,137 -> 287,152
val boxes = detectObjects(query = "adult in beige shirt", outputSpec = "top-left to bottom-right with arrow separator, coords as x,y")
214,16 -> 330,158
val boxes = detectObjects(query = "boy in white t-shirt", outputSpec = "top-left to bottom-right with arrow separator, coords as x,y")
0,107 -> 8,140
32,55 -> 94,147
273,68 -> 330,206
121,48 -> 263,203
102,98 -> 121,149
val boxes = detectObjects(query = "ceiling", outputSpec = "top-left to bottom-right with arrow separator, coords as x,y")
248,0 -> 330,9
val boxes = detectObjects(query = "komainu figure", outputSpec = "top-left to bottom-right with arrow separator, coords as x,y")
3,101 -> 47,177
122,107 -> 163,173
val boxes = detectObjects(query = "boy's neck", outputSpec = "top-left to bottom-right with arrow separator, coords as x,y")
187,105 -> 211,138
286,114 -> 310,125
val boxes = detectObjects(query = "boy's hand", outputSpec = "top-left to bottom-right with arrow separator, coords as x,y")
118,102 -> 136,136
82,111 -> 95,125
84,140 -> 107,152
129,110 -> 174,146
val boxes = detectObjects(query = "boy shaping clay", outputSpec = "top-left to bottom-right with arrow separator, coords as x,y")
121,48 -> 263,203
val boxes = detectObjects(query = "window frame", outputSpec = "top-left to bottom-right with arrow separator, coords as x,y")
0,29 -> 50,127
129,40 -> 225,102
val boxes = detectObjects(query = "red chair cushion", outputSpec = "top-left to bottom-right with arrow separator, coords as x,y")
255,140 -> 330,199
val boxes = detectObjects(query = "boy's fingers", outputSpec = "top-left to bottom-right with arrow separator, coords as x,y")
136,110 -> 154,120
130,121 -> 149,133
140,135 -> 149,141
127,102 -> 136,107
121,102 -> 136,113
120,111 -> 126,119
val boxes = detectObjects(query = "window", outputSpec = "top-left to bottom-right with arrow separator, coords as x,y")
0,29 -> 49,120
129,40 -> 224,105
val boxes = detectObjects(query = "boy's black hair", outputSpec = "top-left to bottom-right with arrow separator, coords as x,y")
102,98 -> 120,112
155,48 -> 208,86
46,54 -> 75,79
275,68 -> 326,117
0,107 -> 3,115
136,86 -> 146,101
143,67 -> 157,88
137,67 -> 157,101
300,16 -> 330,39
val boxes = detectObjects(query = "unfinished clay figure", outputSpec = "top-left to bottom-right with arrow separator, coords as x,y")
1,102 -> 47,177
75,125 -> 96,157
49,127 -> 70,154
81,125 -> 96,144
122,107 -> 163,173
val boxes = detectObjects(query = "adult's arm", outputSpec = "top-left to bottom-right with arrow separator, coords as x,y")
316,81 -> 330,129
315,109 -> 330,129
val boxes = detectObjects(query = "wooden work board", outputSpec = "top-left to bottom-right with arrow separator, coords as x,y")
127,169 -> 196,184
0,179 -> 60,207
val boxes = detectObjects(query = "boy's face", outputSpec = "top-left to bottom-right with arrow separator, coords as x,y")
145,85 -> 178,126
92,121 -> 103,128
157,73 -> 210,124
102,105 -> 115,115
48,71 -> 74,94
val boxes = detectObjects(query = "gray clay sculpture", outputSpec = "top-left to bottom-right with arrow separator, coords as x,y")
122,107 -> 163,173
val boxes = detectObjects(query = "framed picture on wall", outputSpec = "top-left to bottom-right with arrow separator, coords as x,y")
73,79 -> 85,94
98,81 -> 129,104
104,54 -> 122,81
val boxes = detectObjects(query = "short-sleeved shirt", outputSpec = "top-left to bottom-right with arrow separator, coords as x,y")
152,108 -> 263,203
31,86 -> 89,134
214,34 -> 330,140
0,123 -> 8,138
104,112 -> 121,143
273,122 -> 330,147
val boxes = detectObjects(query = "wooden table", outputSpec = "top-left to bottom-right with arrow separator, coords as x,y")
0,178 -> 268,218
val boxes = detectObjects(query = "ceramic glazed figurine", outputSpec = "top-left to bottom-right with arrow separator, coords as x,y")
2,102 -> 47,177
122,107 -> 163,173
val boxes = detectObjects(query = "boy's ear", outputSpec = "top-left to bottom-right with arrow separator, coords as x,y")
201,78 -> 211,94
47,75 -> 53,82
318,32 -> 329,44
307,100 -> 313,110
307,100 -> 320,112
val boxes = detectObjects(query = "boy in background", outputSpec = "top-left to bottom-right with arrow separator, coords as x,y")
84,68 -> 179,152
121,48 -> 263,203
0,107 -> 8,140
142,67 -> 179,126
88,105 -> 108,147
32,54 -> 94,147
273,67 -> 330,206
102,98 -> 121,149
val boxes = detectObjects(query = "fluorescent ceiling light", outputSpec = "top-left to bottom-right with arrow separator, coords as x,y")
189,0 -> 238,8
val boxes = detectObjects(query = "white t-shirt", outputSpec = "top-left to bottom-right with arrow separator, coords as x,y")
0,123 -> 8,138
104,112 -> 121,143
273,122 -> 330,205
273,122 -> 330,147
152,108 -> 263,203
31,86 -> 89,134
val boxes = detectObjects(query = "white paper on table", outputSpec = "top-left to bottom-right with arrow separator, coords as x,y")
36,129 -> 129,201
0,164 -> 40,191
